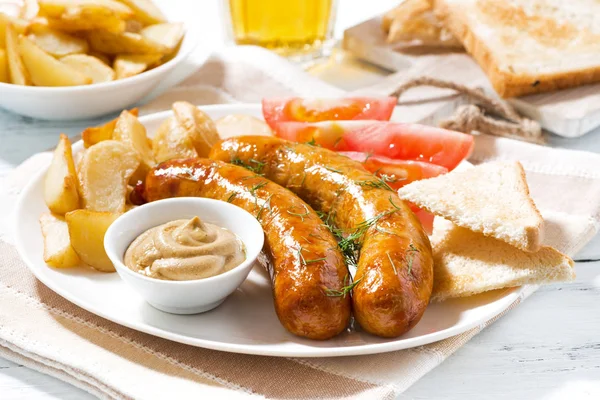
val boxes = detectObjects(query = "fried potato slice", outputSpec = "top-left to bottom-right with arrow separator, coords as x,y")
21,0 -> 40,20
87,30 -> 167,54
65,210 -> 119,272
44,133 -> 80,214
0,49 -> 8,83
113,53 -> 161,79
78,140 -> 139,212
152,116 -> 198,163
140,22 -> 184,54
172,101 -> 220,157
27,27 -> 89,57
113,110 -> 155,182
5,24 -> 31,85
61,54 -> 115,83
19,35 -> 91,86
45,12 -> 125,33
0,13 -> 28,48
82,108 -> 138,147
117,0 -> 166,25
215,114 -> 273,139
40,213 -> 80,268
38,0 -> 133,19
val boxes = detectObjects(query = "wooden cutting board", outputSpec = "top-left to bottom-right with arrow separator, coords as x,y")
343,16 -> 600,138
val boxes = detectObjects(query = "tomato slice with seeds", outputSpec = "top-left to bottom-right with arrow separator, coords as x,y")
339,151 -> 448,190
274,120 -> 473,171
262,97 -> 396,129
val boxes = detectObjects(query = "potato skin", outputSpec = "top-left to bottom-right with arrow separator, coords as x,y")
210,136 -> 434,337
144,159 -> 351,340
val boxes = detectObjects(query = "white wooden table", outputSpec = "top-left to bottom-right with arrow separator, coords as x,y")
2,1 -> 600,398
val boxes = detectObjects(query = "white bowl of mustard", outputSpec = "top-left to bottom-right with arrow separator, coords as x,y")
104,198 -> 264,314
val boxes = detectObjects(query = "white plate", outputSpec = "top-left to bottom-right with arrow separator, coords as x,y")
14,104 -> 524,357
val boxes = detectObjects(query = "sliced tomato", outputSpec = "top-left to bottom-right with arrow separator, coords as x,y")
262,97 -> 396,128
339,151 -> 448,190
340,151 -> 441,233
275,121 -> 473,171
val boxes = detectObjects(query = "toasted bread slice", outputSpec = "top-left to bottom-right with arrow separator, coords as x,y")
431,217 -> 575,302
398,161 -> 543,252
434,0 -> 600,98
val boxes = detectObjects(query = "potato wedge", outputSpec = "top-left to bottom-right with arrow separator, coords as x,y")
27,27 -> 89,57
113,110 -> 154,182
87,30 -> 167,54
61,54 -> 115,83
113,53 -> 161,79
19,35 -> 91,86
172,102 -> 220,157
117,0 -> 166,25
38,0 -> 133,19
152,116 -> 198,163
141,22 -> 184,54
124,19 -> 143,33
78,140 -> 139,212
45,12 -> 125,33
82,108 -> 138,148
65,210 -> 119,272
215,114 -> 273,139
40,213 -> 80,268
0,49 -> 8,83
0,13 -> 28,48
21,0 -> 40,20
5,24 -> 31,85
44,133 -> 80,214
88,51 -> 111,65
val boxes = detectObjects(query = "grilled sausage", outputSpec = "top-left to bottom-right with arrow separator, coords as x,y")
209,136 -> 433,337
144,159 -> 351,340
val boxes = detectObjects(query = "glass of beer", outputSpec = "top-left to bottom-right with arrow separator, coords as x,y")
226,0 -> 338,61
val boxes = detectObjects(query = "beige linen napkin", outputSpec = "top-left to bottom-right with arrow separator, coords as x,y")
1,46 -> 599,399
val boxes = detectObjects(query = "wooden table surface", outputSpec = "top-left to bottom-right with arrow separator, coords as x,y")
2,1 -> 600,399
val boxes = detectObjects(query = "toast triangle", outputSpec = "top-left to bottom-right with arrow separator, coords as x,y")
431,218 -> 575,302
398,161 -> 543,252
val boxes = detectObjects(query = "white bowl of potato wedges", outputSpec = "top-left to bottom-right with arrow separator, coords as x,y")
0,0 -> 198,120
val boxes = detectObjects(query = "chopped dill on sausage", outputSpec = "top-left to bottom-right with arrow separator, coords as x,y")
324,275 -> 363,298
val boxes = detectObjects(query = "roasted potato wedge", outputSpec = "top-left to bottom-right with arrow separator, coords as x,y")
27,27 -> 89,57
82,108 -> 138,147
172,101 -> 220,157
215,114 -> 273,139
40,213 -> 80,268
65,210 -> 119,272
118,0 -> 166,25
113,53 -> 161,79
152,116 -> 198,163
21,0 -> 40,20
0,13 -> 28,48
38,0 -> 133,19
44,134 -> 80,214
0,49 -> 8,83
19,35 -> 91,86
113,110 -> 154,182
61,54 -> 115,83
5,24 -> 31,85
141,22 -> 184,54
78,140 -> 139,212
124,18 -> 143,33
87,30 -> 167,54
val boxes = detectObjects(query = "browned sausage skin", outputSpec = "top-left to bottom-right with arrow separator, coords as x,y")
144,159 -> 351,340
209,136 -> 434,338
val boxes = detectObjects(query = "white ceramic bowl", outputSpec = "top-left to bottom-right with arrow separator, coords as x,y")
0,8 -> 199,120
104,198 -> 265,315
